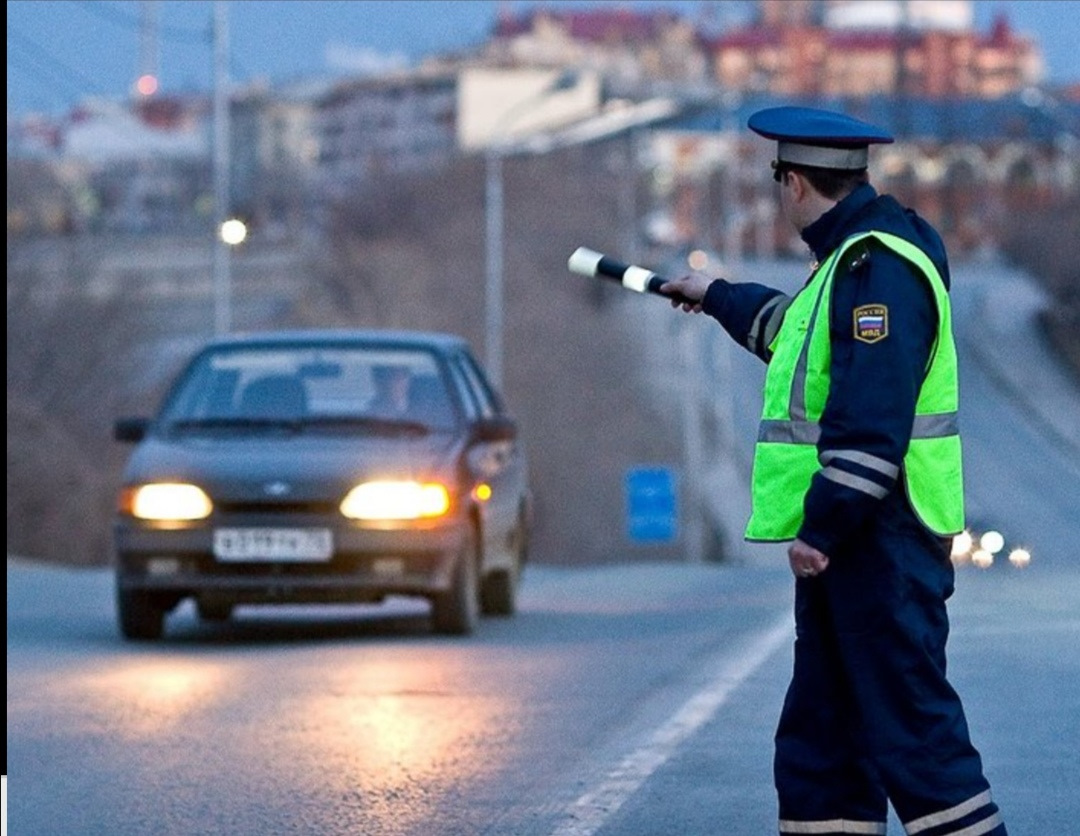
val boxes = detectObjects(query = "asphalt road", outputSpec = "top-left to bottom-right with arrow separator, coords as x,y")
8,256 -> 1080,835
7,555 -> 1079,835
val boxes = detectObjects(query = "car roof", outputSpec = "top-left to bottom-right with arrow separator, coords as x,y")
200,329 -> 471,354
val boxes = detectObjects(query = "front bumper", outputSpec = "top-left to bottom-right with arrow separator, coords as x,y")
115,517 -> 466,604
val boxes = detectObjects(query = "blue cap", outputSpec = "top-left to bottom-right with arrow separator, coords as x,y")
748,106 -> 894,170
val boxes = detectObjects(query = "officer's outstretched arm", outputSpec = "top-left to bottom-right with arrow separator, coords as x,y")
691,279 -> 791,363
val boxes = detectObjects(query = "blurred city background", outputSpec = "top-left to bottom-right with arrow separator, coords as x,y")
8,0 -> 1080,568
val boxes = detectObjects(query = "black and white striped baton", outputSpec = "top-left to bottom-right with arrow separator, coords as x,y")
567,247 -> 697,307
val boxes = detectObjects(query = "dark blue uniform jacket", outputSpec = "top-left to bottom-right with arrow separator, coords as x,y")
701,183 -> 951,556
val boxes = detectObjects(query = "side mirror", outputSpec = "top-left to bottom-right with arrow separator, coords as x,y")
473,415 -> 516,443
114,417 -> 151,443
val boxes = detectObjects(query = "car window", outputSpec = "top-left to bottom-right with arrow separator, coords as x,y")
455,351 -> 502,418
446,357 -> 481,421
157,344 -> 460,431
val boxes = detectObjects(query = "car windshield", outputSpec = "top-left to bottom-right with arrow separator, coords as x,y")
157,344 -> 459,435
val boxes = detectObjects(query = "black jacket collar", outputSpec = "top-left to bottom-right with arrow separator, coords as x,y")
800,183 -> 878,263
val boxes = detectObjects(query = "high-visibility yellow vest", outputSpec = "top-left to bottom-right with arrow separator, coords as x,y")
745,231 -> 964,541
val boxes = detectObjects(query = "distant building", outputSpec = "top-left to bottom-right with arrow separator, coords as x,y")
824,0 -> 972,31
483,1 -> 1041,101
649,92 -> 1079,259
231,80 -> 323,234
11,96 -> 212,234
5,0 -> 1073,245
713,0 -> 1043,98
314,69 -> 459,200
487,4 -> 708,85
456,66 -> 602,152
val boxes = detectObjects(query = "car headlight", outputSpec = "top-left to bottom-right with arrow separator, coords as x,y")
1008,547 -> 1032,568
340,480 -> 451,520
121,483 -> 213,521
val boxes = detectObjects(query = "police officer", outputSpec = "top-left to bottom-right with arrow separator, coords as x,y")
661,106 -> 1006,836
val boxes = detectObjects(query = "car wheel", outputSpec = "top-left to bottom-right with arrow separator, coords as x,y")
196,599 -> 234,622
431,527 -> 480,635
480,569 -> 515,616
481,511 -> 527,616
116,586 -> 165,640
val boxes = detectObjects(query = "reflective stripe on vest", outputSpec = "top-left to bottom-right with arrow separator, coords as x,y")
745,231 -> 964,541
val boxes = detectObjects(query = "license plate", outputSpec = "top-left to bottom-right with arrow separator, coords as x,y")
213,528 -> 333,562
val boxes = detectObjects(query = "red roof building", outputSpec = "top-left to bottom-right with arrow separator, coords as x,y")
710,8 -> 1042,99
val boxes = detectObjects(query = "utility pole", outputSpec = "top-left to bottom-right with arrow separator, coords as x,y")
137,0 -> 159,94
211,0 -> 231,334
484,145 -> 505,386
484,69 -> 579,387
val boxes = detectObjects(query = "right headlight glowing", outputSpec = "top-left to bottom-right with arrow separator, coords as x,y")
340,480 -> 451,520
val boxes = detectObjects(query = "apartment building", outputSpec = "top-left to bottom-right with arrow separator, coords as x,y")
713,0 -> 1042,98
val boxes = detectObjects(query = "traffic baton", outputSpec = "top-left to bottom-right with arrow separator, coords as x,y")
567,247 -> 698,307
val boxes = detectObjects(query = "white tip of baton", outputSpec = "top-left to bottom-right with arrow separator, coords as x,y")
568,247 -> 604,277
622,265 -> 654,294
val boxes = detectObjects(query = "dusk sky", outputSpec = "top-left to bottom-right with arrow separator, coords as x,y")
7,0 -> 1080,118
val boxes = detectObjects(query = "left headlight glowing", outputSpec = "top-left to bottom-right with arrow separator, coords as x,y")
122,483 -> 213,521
340,481 -> 451,520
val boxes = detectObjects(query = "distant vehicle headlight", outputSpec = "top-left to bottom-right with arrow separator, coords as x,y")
122,483 -> 213,521
979,530 -> 1005,555
951,529 -> 974,558
1008,547 -> 1032,568
340,480 -> 451,520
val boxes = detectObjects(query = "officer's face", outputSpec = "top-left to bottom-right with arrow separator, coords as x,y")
777,170 -> 799,227
777,170 -> 815,232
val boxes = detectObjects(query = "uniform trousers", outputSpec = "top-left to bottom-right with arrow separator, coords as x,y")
774,495 -> 1006,836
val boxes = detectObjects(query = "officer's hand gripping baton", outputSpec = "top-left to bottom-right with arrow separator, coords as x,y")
567,247 -> 697,307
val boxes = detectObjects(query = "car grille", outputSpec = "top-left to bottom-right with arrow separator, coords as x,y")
214,500 -> 339,515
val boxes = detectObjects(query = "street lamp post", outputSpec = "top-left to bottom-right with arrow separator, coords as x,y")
211,0 -> 231,334
484,145 -> 506,387
483,70 -> 579,388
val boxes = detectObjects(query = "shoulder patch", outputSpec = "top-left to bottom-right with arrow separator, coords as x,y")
853,304 -> 888,343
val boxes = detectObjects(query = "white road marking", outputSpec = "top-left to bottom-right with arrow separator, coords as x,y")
550,612 -> 793,836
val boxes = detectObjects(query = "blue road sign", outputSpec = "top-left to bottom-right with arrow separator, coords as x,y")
625,466 -> 678,543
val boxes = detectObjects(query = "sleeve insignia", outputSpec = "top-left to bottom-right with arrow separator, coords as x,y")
853,304 -> 888,343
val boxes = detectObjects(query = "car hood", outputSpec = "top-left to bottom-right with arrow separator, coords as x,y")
122,431 -> 465,503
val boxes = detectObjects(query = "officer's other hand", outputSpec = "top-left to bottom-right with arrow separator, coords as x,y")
660,273 -> 711,313
788,538 -> 830,579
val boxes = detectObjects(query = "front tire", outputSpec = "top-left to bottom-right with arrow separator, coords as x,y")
431,528 -> 480,635
196,599 -> 234,622
480,570 -> 515,616
116,586 -> 165,640
481,511 -> 527,616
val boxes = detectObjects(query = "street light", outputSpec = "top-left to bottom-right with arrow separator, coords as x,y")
484,70 -> 579,387
220,217 -> 247,246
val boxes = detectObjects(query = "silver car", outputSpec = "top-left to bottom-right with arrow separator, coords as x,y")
112,330 -> 532,639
